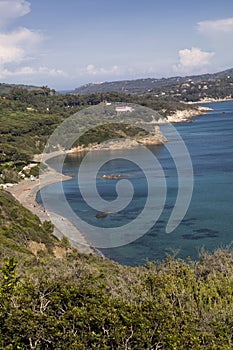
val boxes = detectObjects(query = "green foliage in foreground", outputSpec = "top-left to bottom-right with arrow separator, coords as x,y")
1,249 -> 233,349
1,190 -> 233,349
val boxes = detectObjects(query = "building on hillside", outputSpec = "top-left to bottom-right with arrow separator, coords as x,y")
115,106 -> 134,113
99,100 -> 112,105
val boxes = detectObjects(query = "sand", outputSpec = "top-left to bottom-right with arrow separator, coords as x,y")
7,166 -> 95,255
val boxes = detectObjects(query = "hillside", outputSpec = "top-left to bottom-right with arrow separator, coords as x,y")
1,83 -> 233,348
1,188 -> 233,348
0,82 -> 43,95
0,87 -> 197,183
73,68 -> 233,101
0,190 -> 58,257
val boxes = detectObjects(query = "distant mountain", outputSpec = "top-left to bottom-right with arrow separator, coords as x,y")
73,68 -> 233,95
0,82 -> 42,95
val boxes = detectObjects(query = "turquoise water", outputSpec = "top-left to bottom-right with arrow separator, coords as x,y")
38,101 -> 233,265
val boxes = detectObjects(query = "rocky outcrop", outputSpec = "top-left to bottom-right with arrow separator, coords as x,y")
157,106 -> 213,124
69,126 -> 167,153
95,212 -> 110,218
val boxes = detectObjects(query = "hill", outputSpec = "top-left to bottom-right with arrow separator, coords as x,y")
0,82 -> 43,95
1,82 -> 233,348
0,87 -> 197,183
0,190 -> 58,257
1,189 -> 233,348
73,68 -> 233,101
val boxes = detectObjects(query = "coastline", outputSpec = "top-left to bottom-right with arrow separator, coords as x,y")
185,97 -> 233,104
8,129 -> 166,255
7,162 -> 96,255
66,125 -> 167,154
157,106 -> 213,124
6,105 -> 212,256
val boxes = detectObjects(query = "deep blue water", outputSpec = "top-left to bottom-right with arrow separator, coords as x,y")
38,101 -> 233,265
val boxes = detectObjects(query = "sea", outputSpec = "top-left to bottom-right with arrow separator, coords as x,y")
37,100 -> 233,266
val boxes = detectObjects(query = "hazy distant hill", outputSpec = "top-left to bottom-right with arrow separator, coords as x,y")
73,68 -> 233,95
0,82 -> 42,95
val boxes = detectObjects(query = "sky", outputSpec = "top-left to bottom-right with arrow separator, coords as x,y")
0,0 -> 233,90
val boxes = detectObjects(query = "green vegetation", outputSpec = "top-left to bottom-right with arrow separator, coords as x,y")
0,87 -> 188,183
0,82 -> 42,96
2,82 -> 233,348
0,189 -> 232,348
0,91 -> 64,183
0,191 -> 233,350
151,75 -> 233,102
0,190 -> 57,256
76,123 -> 147,147
73,68 -> 233,102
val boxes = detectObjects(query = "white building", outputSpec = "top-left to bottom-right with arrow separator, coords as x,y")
115,106 -> 134,113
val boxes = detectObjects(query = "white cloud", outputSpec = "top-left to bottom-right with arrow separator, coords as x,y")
0,1 -> 66,83
0,27 -> 42,65
0,66 -> 66,79
0,0 -> 30,26
0,1 -> 42,68
85,64 -> 119,76
37,66 -> 66,77
198,17 -> 233,34
81,63 -> 158,79
173,47 -> 215,74
0,0 -> 67,87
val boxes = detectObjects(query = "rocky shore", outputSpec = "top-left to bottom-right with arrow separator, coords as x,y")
68,126 -> 167,154
157,106 -> 212,124
186,97 -> 233,104
6,104 -> 212,255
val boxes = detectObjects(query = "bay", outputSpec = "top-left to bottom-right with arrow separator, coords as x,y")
38,101 -> 233,265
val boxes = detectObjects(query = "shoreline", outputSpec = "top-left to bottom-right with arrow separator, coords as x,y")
157,106 -> 213,124
185,97 -> 233,104
7,164 -> 96,255
66,125 -> 167,154
7,137 -> 166,256
6,105 -> 213,255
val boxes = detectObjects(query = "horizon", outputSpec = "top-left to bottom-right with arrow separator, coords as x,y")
3,66 -> 233,92
0,0 -> 233,89
73,66 -> 233,88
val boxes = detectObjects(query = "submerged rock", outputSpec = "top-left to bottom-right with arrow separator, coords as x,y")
95,212 -> 110,219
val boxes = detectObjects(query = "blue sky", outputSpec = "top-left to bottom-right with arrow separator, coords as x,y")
0,0 -> 233,89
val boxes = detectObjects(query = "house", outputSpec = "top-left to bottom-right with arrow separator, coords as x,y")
115,106 -> 134,113
99,100 -> 112,106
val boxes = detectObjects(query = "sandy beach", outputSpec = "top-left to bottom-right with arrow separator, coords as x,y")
6,133 -> 166,257
7,164 -> 95,255
6,108 -> 208,257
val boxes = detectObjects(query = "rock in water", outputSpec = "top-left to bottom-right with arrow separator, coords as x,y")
95,212 -> 110,219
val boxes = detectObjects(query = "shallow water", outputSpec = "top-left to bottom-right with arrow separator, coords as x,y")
38,101 -> 233,265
